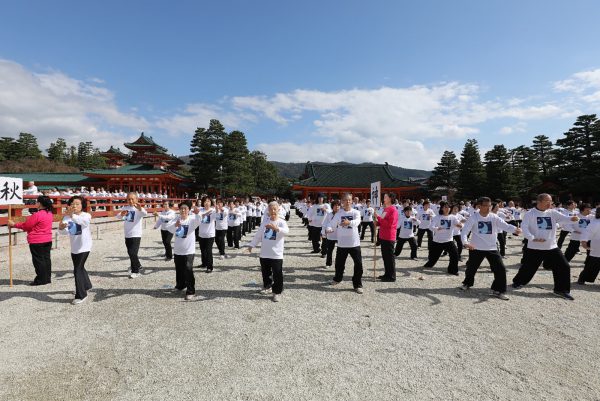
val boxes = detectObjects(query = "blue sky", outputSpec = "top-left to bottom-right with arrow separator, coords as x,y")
1,0 -> 600,169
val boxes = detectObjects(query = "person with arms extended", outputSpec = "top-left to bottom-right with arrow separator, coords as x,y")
58,196 -> 93,304
8,195 -> 54,286
246,201 -> 290,302
117,192 -> 148,278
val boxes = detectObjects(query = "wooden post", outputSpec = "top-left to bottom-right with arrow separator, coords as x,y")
8,205 -> 13,287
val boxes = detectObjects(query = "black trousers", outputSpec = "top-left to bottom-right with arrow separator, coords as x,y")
254,216 -> 260,230
360,221 -> 375,241
260,257 -> 284,294
199,237 -> 215,270
417,228 -> 433,249
72,251 -> 92,299
579,255 -> 600,283
215,229 -> 227,255
29,242 -> 52,284
242,219 -> 248,236
125,237 -> 142,273
557,230 -> 570,249
395,237 -> 418,258
497,232 -> 507,256
174,254 -> 195,295
454,234 -> 463,257
246,217 -> 253,233
424,241 -> 459,274
160,229 -> 173,259
513,247 -> 571,292
380,239 -> 396,280
333,246 -> 363,288
309,225 -> 322,252
564,240 -> 581,262
227,225 -> 241,248
462,249 -> 507,292
324,239 -> 337,266
285,212 -> 290,221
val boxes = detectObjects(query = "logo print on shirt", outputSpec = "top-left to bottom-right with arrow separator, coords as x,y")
403,221 -> 412,229
175,225 -> 189,238
440,219 -> 451,229
125,210 -> 135,222
341,215 -> 354,229
422,214 -> 430,221
264,228 -> 277,240
537,217 -> 553,230
579,219 -> 590,229
67,221 -> 82,235
477,221 -> 492,235
201,215 -> 211,224
219,213 -> 224,221
228,214 -> 235,220
317,209 -> 325,217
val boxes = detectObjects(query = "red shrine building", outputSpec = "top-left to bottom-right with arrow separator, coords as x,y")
8,133 -> 192,197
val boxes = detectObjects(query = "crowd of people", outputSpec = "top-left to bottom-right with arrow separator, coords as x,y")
7,189 -> 600,305
22,180 -> 172,199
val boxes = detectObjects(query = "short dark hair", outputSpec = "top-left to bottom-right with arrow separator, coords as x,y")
383,193 -> 397,203
67,195 -> 87,210
403,206 -> 412,212
37,195 -> 54,212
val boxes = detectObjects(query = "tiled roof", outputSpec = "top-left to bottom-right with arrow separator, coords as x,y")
1,173 -> 96,183
85,164 -> 190,180
101,146 -> 128,157
296,163 -> 416,188
124,132 -> 168,152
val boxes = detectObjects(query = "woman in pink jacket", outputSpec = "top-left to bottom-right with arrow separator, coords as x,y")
8,195 -> 54,286
375,193 -> 399,282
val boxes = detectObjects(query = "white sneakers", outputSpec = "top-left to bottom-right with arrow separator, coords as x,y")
490,290 -> 509,300
355,287 -> 364,294
259,287 -> 273,295
72,297 -> 87,305
185,294 -> 198,301
272,294 -> 281,302
220,255 -> 225,260
129,273 -> 141,279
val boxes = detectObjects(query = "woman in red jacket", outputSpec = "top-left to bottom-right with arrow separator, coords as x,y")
8,195 -> 54,286
375,193 -> 399,282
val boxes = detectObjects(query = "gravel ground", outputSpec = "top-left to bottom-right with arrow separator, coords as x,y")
1,215 -> 599,401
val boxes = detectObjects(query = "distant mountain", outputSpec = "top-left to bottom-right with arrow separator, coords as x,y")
179,156 -> 431,181
271,161 -> 431,181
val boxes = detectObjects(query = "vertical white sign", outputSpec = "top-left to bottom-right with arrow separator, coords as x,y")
0,177 -> 24,205
370,181 -> 381,208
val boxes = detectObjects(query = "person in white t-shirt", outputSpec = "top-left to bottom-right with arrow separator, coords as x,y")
580,208 -> 600,284
247,201 -> 290,302
214,198 -> 229,259
58,196 -> 93,305
165,201 -> 202,301
360,199 -> 375,243
423,201 -> 463,275
395,206 -> 420,259
153,201 -> 176,261
117,192 -> 148,278
198,196 -> 217,273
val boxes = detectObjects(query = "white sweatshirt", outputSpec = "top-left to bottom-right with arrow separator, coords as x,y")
321,211 -> 339,241
521,208 -> 578,250
228,207 -> 243,227
570,213 -> 592,241
215,208 -> 229,230
248,216 -> 289,259
430,214 -> 462,243
307,203 -> 331,227
418,209 -> 436,230
362,207 -> 375,223
198,208 -> 217,238
120,206 -> 148,238
326,208 -> 362,248
581,219 -> 600,257
461,212 -> 517,251
166,214 -> 202,255
154,209 -> 177,230
398,215 -> 420,239
58,212 -> 92,254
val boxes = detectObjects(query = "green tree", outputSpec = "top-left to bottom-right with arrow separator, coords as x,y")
250,150 -> 288,195
15,132 -> 43,159
189,119 -> 227,192
484,145 -> 514,200
221,130 -> 253,196
456,139 -> 486,200
509,145 -> 541,200
428,150 -> 459,191
47,138 -> 68,162
531,134 -> 553,177
0,137 -> 17,161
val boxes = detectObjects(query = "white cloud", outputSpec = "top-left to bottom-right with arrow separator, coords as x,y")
553,69 -> 600,105
0,59 -> 148,151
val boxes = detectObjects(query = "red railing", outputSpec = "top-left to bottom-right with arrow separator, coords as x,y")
0,195 -> 188,225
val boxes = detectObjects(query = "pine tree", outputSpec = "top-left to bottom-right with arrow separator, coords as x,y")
15,132 -> 43,159
189,119 -> 227,192
531,134 -> 553,177
509,145 -> 541,199
456,139 -> 486,200
428,151 -> 459,191
47,138 -> 68,162
0,137 -> 17,161
484,145 -> 514,200
221,130 -> 253,196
